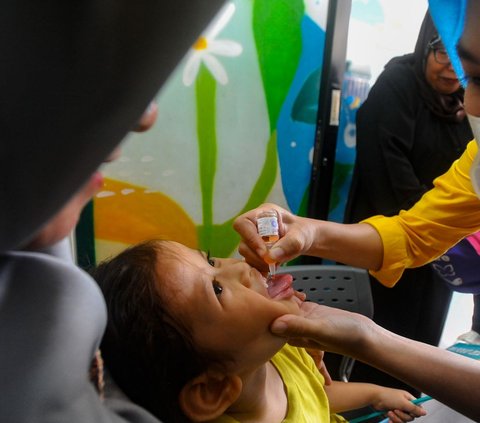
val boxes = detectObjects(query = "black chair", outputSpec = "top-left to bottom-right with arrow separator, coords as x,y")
278,264 -> 373,382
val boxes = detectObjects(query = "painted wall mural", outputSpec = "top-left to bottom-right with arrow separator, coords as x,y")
92,0 -> 329,262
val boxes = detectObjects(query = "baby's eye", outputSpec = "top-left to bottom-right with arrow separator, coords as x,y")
206,251 -> 215,267
212,280 -> 223,296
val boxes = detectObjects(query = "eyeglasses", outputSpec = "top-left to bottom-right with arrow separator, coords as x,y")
432,48 -> 450,65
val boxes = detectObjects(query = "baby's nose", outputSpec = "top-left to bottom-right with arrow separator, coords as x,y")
237,262 -> 253,288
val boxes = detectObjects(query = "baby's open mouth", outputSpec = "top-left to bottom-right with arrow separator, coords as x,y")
267,273 -> 294,300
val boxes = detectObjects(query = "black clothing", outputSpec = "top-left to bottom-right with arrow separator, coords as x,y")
345,61 -> 472,221
342,12 -> 473,394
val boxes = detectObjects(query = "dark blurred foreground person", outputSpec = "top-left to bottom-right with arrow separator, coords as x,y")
0,1 -> 224,422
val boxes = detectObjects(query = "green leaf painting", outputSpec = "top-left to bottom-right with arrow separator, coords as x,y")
196,1 -> 305,255
253,0 -> 304,130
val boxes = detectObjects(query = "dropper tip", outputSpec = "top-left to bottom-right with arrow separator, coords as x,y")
268,263 -> 276,277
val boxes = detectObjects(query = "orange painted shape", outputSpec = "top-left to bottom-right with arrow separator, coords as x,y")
94,178 -> 198,249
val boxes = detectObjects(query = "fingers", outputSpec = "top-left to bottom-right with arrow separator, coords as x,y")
386,405 -> 426,423
402,397 -> 427,419
405,403 -> 427,419
267,213 -> 314,264
294,290 -> 307,302
384,398 -> 427,423
237,240 -> 269,270
386,409 -> 412,423
234,203 -> 301,266
233,211 -> 268,259
305,348 -> 323,368
134,101 -> 158,132
318,360 -> 332,385
305,348 -> 332,385
234,203 -> 315,271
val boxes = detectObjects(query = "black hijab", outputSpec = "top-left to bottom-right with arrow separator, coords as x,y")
385,11 -> 465,122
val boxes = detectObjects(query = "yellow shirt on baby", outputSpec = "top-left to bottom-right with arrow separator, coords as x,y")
364,140 -> 480,287
212,344 -> 347,423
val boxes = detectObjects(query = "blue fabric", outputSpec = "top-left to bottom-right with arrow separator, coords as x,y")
428,0 -> 468,84
432,236 -> 480,294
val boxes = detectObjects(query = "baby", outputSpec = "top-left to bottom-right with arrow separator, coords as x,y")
94,240 -> 426,423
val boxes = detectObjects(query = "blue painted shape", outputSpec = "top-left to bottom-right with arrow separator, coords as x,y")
351,0 -> 384,25
276,15 -> 325,214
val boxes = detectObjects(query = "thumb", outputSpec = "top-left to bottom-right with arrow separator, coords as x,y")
271,314 -> 312,337
271,315 -> 324,350
268,245 -> 286,263
267,232 -> 305,264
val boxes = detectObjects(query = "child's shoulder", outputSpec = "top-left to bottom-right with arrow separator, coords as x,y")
273,344 -> 310,364
276,344 -> 316,364
271,344 -> 321,380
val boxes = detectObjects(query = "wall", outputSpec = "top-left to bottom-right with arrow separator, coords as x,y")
91,0 -> 330,261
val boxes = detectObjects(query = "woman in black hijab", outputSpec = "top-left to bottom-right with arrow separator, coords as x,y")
343,11 -> 473,394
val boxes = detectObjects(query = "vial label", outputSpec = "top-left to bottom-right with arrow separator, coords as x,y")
257,211 -> 279,274
257,216 -> 279,241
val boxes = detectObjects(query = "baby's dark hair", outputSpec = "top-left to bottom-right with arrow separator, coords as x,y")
93,240 -> 213,422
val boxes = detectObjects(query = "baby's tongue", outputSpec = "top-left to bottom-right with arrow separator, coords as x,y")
267,273 -> 293,299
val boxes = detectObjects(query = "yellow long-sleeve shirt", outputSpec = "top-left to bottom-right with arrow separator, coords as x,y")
364,140 -> 480,287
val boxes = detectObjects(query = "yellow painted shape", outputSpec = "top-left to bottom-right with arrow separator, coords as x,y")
194,36 -> 208,50
94,178 -> 198,249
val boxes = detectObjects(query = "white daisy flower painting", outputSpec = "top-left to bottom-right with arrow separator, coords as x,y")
182,2 -> 243,87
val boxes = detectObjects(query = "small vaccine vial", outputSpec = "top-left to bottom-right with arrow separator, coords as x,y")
256,210 -> 279,278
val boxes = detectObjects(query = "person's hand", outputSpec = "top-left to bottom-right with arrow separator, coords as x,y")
305,348 -> 332,385
371,388 -> 427,423
270,301 -> 374,358
233,203 -> 317,270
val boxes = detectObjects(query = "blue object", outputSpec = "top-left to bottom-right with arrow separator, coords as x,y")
349,396 -> 433,423
428,0 -> 467,83
431,233 -> 480,294
448,343 -> 480,360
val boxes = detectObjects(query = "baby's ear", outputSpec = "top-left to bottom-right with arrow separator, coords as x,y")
178,370 -> 242,422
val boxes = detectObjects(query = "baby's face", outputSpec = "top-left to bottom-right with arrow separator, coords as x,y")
154,241 -> 304,373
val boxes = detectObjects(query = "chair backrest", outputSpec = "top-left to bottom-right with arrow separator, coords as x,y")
279,264 -> 373,318
279,264 -> 374,382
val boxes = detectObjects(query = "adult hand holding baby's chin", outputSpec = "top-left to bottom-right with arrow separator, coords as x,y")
270,301 -> 372,359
